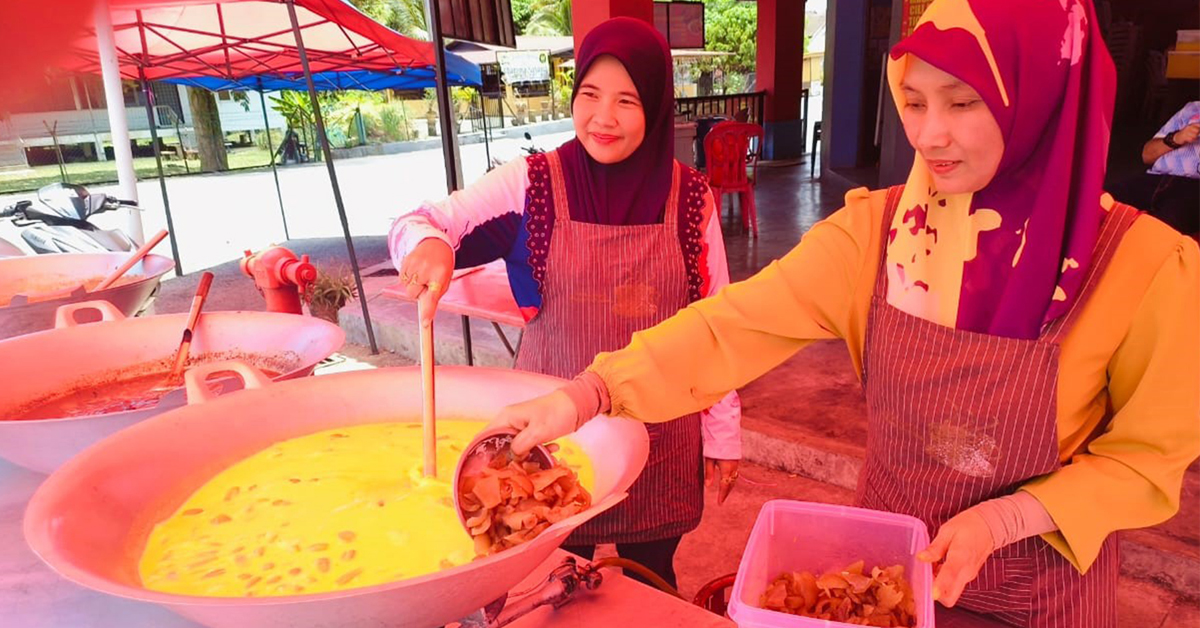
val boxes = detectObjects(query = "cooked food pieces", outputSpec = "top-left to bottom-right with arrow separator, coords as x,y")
459,457 -> 591,557
760,560 -> 916,627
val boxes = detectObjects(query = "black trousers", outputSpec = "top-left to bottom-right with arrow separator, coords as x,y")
562,536 -> 683,590
1109,172 -> 1200,236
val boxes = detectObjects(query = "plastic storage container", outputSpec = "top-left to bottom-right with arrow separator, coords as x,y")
728,500 -> 935,628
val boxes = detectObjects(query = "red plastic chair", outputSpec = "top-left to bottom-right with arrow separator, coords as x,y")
704,121 -> 763,236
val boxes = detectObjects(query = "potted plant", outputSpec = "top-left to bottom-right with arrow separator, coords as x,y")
306,266 -> 358,324
423,89 -> 439,137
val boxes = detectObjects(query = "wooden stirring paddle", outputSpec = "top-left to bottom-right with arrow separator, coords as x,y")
93,229 -> 169,291
419,295 -> 437,477
160,271 -> 215,388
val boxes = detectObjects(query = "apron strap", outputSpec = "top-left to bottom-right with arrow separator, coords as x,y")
871,185 -> 907,299
662,161 -> 683,229
545,150 -> 572,225
1042,203 -> 1141,343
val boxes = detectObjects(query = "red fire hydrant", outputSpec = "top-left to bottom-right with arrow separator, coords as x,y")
240,246 -> 317,315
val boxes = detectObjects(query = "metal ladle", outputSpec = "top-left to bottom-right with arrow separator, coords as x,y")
452,427 -> 555,530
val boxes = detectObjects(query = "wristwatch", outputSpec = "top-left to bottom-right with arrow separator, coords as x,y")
1163,131 -> 1182,150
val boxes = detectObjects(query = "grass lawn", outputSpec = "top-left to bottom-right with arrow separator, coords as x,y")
0,147 -> 273,195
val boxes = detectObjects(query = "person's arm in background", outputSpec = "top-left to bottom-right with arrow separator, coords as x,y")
696,189 -> 742,505
1142,105 -> 1199,165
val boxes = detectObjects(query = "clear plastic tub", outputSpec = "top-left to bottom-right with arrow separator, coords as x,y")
728,500 -> 935,628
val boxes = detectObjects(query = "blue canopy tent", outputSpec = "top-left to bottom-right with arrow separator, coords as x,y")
164,64 -> 482,91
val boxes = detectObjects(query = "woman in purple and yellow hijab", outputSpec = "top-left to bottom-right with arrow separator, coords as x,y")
493,0 -> 1200,625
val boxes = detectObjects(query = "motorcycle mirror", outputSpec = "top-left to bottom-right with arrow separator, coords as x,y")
524,132 -> 533,141
37,183 -> 91,220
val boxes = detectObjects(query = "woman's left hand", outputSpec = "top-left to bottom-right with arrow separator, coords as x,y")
704,458 -> 740,505
918,506 -> 996,607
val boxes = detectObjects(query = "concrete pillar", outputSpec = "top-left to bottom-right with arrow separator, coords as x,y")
755,0 -> 806,160
822,0 -> 868,173
572,0 -> 653,51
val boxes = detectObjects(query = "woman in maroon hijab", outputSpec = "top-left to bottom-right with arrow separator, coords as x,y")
389,18 -> 742,587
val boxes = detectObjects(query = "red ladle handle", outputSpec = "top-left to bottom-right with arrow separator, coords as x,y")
93,229 -> 169,291
419,296 -> 436,478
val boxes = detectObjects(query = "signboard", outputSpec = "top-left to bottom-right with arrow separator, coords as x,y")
497,50 -> 551,84
653,1 -> 705,50
436,0 -> 516,48
901,0 -> 934,38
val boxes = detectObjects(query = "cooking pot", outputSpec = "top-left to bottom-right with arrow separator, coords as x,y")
0,301 -> 343,473
0,252 -> 174,339
24,362 -> 649,628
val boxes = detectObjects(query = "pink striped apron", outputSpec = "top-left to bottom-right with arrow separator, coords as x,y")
858,186 -> 1138,627
516,150 -> 704,545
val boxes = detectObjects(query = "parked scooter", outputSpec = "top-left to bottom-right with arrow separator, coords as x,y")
488,132 -> 545,171
0,183 -> 138,256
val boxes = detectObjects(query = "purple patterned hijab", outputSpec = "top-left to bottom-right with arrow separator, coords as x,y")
556,17 -> 675,226
884,0 -> 1117,339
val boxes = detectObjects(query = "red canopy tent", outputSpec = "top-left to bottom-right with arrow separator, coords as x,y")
62,0 -> 480,353
67,0 -> 478,85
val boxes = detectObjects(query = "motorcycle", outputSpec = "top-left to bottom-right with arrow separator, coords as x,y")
488,132 -> 545,172
0,183 -> 138,256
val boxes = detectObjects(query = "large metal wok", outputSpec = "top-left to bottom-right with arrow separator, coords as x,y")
24,364 -> 649,628
0,301 -> 344,474
0,252 -> 174,339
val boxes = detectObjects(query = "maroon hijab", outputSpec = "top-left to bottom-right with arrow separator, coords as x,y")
887,0 -> 1117,338
556,17 -> 675,226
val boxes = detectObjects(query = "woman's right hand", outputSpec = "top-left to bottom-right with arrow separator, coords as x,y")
399,238 -> 454,324
489,390 -> 578,456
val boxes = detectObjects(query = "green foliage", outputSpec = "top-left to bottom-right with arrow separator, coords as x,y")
511,0 -> 535,34
526,0 -> 571,36
701,0 -> 758,76
552,68 -> 574,116
347,0 -> 428,38
380,103 -> 411,142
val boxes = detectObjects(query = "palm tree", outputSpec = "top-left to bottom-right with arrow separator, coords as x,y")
347,0 -> 428,39
526,0 -> 572,36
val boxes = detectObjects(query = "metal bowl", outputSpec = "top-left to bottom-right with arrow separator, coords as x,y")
23,364 -> 649,628
0,301 -> 344,474
0,252 -> 174,340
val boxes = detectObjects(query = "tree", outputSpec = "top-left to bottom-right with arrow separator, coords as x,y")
347,0 -> 427,38
703,0 -> 757,76
511,0 -> 534,34
526,0 -> 571,36
187,89 -> 228,172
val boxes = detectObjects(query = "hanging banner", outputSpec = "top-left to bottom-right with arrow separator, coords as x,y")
901,0 -> 935,38
497,50 -> 551,84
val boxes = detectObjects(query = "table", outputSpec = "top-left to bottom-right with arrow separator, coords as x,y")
383,259 -> 525,366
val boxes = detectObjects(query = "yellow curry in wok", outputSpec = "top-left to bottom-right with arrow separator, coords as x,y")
138,421 -> 593,598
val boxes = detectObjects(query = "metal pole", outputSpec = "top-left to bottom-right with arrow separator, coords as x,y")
285,0 -> 378,354
478,91 -> 491,168
138,67 -> 184,276
94,0 -> 144,244
424,0 -> 462,192
258,82 -> 290,241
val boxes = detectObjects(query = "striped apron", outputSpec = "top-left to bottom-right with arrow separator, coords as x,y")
515,150 -> 704,545
858,186 -> 1137,627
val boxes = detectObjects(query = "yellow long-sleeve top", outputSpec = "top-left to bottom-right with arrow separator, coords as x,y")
589,187 -> 1200,573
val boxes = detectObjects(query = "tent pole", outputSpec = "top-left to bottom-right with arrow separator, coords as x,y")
285,0 -> 378,354
479,91 -> 491,168
94,0 -> 144,244
424,0 -> 462,192
137,60 -> 184,277
257,81 -> 290,241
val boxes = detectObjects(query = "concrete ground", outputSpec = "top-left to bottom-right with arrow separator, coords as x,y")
142,149 -> 1197,624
